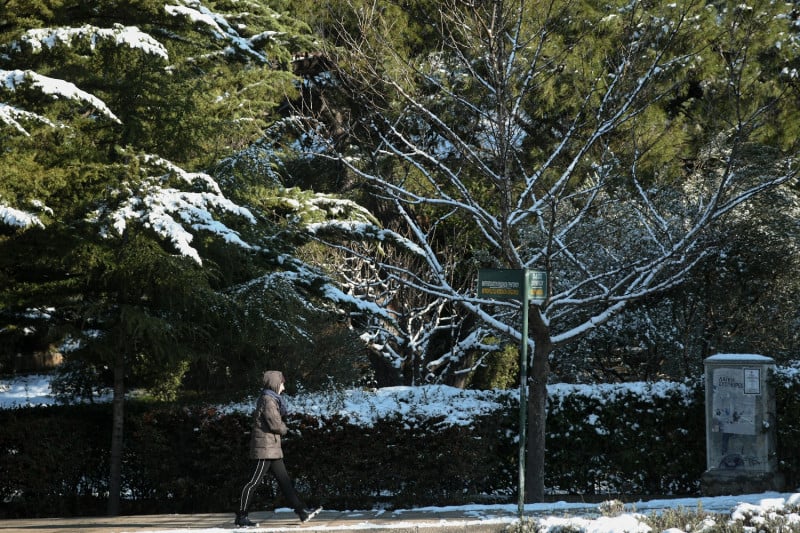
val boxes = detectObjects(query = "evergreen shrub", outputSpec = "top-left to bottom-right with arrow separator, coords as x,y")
774,365 -> 800,490
545,380 -> 706,495
0,404 -> 110,518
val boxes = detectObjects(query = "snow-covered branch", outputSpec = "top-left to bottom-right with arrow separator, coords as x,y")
14,24 -> 169,60
1,69 -> 121,124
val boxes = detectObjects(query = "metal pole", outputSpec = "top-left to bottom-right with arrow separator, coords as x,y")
518,269 -> 529,518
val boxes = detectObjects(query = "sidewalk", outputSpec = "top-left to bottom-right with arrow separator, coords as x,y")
0,508 -> 522,533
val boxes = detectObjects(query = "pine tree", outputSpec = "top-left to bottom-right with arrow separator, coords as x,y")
0,0 -> 369,515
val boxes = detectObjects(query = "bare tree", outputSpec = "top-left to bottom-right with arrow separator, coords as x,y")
315,236 -> 497,386
299,0 -> 799,500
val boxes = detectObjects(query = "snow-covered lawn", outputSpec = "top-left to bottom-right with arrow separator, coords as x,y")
1,374 -> 798,533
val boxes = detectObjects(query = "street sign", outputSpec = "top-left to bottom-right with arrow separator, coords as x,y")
477,268 -> 524,299
478,268 -> 548,303
476,267 -> 547,516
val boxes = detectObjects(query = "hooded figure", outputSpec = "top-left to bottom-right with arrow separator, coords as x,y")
235,371 -> 321,527
250,371 -> 289,460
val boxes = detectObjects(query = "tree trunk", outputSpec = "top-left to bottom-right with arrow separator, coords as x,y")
107,349 -> 125,516
525,316 -> 552,502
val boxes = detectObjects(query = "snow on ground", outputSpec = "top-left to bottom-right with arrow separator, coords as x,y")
2,374 -> 799,533
0,372 -> 64,407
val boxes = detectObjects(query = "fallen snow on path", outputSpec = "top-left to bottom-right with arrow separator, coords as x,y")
106,493 -> 800,533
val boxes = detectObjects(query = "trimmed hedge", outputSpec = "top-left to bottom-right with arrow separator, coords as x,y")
1,369 -> 798,518
774,366 -> 800,489
546,381 -> 706,495
0,404 -> 110,517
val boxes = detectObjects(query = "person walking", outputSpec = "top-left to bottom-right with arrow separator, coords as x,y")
235,370 -> 321,527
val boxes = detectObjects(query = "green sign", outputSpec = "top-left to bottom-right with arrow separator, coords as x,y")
478,269 -> 548,303
477,268 -> 524,299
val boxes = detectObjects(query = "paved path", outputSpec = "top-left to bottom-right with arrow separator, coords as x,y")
0,508 -> 522,533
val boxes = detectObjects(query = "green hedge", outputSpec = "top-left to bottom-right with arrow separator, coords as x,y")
546,380 -> 706,495
1,369 -> 798,518
774,366 -> 800,488
0,405 -> 110,517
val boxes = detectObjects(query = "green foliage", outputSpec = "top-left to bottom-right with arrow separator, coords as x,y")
546,381 -> 707,495
290,410 -> 518,510
212,271 -> 372,392
0,403 -> 110,518
45,232 -> 216,396
0,0 -> 374,400
469,341 -> 519,390
50,360 -> 103,403
774,366 -> 800,490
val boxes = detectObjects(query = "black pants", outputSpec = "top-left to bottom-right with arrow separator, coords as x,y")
239,458 -> 305,513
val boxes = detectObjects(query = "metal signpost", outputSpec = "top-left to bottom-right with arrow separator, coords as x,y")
477,268 -> 547,518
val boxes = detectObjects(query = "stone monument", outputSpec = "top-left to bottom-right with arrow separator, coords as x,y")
701,354 -> 784,495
